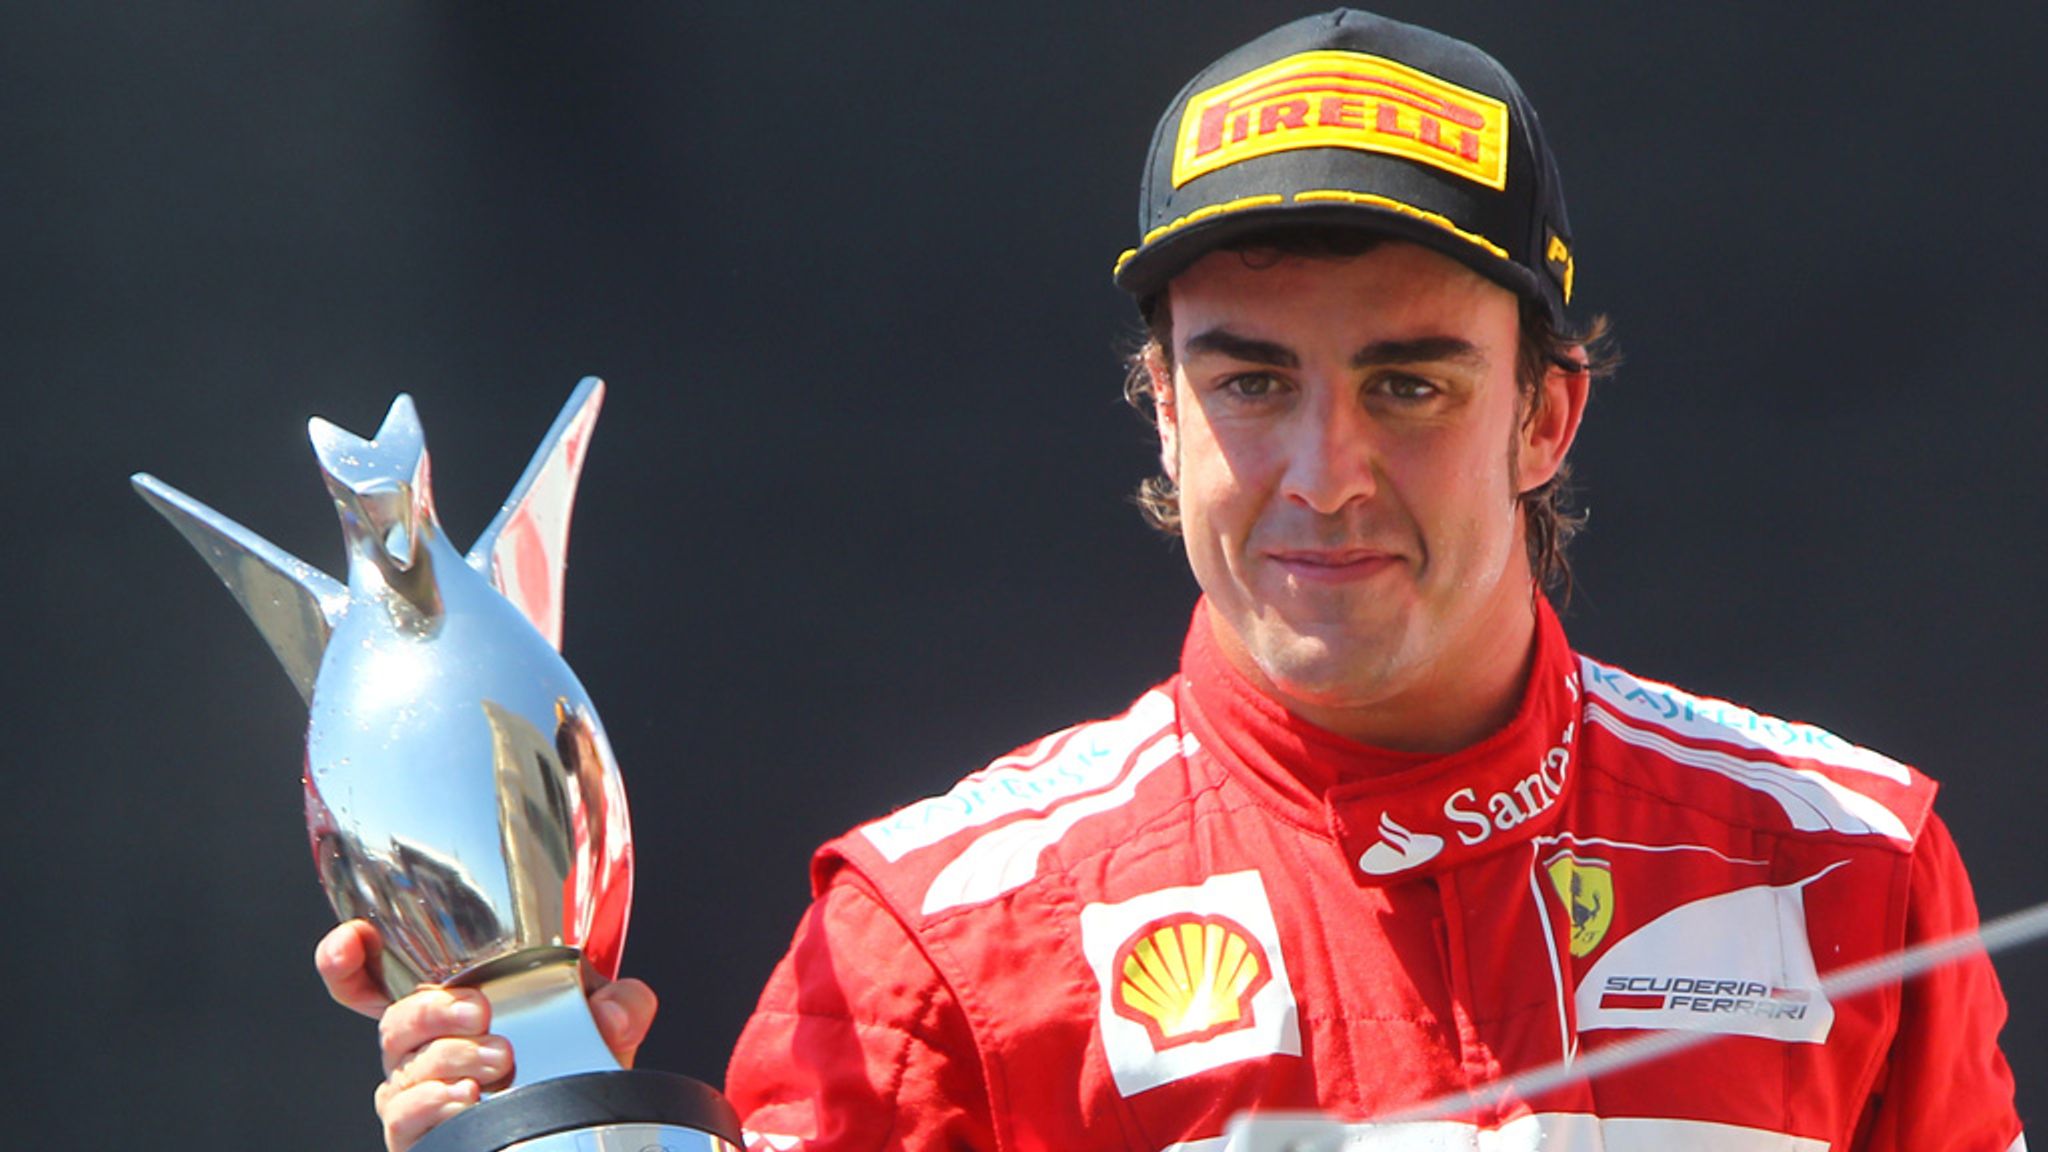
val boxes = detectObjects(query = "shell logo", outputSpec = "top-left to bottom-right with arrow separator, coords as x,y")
1111,913 -> 1273,1049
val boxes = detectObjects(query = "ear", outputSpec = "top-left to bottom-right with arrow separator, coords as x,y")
1516,346 -> 1591,494
1148,344 -> 1180,483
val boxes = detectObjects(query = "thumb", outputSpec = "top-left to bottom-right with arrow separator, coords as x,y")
589,978 -> 658,1068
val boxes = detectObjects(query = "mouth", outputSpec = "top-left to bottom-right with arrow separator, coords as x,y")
1264,547 -> 1402,584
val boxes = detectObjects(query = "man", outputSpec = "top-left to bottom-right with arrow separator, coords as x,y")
322,10 -> 2026,1150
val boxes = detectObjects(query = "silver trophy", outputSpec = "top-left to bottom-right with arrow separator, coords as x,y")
133,379 -> 738,1152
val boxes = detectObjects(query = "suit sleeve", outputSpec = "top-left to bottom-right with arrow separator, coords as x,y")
1854,812 -> 2026,1152
725,870 -> 996,1152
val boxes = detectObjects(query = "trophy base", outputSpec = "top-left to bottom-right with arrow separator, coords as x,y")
414,1069 -> 742,1152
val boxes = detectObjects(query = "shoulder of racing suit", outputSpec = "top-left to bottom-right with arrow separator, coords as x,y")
813,679 -> 1193,922
1571,654 -> 1938,855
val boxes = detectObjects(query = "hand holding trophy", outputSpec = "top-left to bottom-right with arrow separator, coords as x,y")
134,380 -> 739,1152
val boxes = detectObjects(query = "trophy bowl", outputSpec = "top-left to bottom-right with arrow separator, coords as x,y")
135,379 -> 740,1152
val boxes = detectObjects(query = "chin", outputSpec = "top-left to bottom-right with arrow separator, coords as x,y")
1253,629 -> 1408,704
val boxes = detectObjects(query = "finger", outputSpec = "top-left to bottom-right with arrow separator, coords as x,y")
316,920 -> 392,1019
378,1077 -> 480,1152
379,987 -> 491,1076
590,978 -> 658,1067
387,1035 -> 513,1096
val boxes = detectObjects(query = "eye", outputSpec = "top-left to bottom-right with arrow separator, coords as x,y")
1221,372 -> 1285,399
1372,373 -> 1441,402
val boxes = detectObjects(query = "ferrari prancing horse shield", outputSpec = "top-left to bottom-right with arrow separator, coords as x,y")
1546,853 -> 1614,958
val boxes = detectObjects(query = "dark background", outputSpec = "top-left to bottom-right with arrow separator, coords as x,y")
6,3 -> 2042,1145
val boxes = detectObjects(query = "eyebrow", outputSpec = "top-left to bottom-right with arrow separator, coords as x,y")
1183,328 -> 1298,367
1182,327 -> 1486,370
1352,336 -> 1485,370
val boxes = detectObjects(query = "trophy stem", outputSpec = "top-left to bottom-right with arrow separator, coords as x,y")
460,952 -> 623,1091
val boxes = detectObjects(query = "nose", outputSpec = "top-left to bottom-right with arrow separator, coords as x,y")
1279,386 -> 1379,515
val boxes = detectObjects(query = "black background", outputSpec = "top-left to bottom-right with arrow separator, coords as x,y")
6,3 -> 2043,1145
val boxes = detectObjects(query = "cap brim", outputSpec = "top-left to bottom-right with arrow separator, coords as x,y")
1113,199 -> 1553,324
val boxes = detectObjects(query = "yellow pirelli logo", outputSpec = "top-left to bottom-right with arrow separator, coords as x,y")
1173,50 -> 1509,191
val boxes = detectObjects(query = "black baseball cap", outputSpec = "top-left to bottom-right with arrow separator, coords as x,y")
1113,9 -> 1576,327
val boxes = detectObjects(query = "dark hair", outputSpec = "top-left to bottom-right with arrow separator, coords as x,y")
1121,228 -> 1616,601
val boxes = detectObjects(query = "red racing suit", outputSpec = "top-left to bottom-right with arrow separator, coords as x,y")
727,600 -> 2025,1151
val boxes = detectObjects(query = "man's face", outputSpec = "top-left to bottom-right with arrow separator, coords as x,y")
1155,241 -> 1583,749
